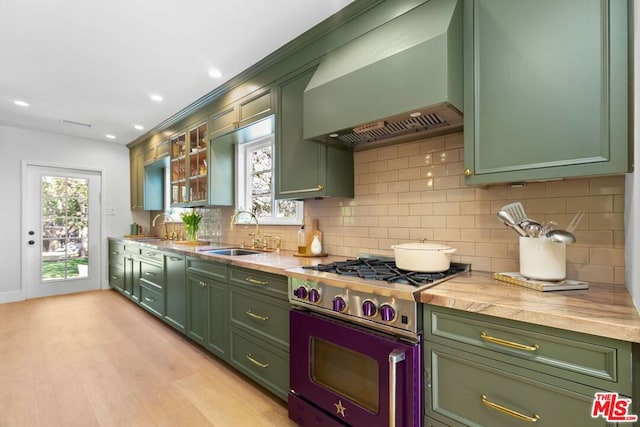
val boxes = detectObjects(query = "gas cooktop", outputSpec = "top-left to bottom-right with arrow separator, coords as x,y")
302,258 -> 469,287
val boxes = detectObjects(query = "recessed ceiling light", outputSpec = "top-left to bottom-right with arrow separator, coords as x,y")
134,124 -> 144,131
14,100 -> 29,107
150,94 -> 163,102
105,134 -> 116,140
208,68 -> 222,79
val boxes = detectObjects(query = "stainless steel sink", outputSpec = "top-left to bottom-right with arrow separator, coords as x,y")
204,248 -> 263,256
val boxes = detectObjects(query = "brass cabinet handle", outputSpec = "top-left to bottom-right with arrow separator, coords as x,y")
199,281 -> 207,288
245,310 -> 269,321
145,252 -> 158,257
144,271 -> 156,276
110,276 -> 118,280
144,296 -> 155,303
278,184 -> 324,195
464,168 -> 472,176
480,332 -> 539,352
112,251 -> 119,255
246,354 -> 269,368
481,395 -> 540,423
245,277 -> 268,286
169,257 -> 182,262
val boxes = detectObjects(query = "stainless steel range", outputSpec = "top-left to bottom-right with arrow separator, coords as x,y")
287,257 -> 470,426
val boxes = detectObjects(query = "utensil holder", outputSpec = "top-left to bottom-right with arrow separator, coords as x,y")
519,236 -> 566,281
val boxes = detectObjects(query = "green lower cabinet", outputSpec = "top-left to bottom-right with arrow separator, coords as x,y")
187,273 -> 228,361
164,253 -> 186,333
124,255 -> 140,302
108,263 -> 125,292
229,326 -> 289,401
426,342 -> 617,426
139,282 -> 163,317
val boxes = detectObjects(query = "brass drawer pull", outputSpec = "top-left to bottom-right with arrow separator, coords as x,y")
245,277 -> 268,286
481,394 -> 540,423
278,184 -> 324,195
169,257 -> 182,262
245,310 -> 269,321
199,281 -> 207,288
110,276 -> 118,280
144,296 -> 155,303
246,354 -> 269,368
145,252 -> 158,257
144,271 -> 156,276
480,332 -> 539,352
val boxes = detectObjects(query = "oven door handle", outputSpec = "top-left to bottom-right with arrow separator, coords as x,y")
389,349 -> 406,427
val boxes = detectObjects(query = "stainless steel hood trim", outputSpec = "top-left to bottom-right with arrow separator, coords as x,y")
303,0 -> 463,148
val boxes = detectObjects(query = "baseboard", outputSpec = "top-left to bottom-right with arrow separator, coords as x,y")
0,289 -> 26,304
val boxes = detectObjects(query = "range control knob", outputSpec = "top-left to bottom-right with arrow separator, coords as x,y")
332,296 -> 347,313
308,288 -> 321,303
379,303 -> 397,322
294,286 -> 308,300
362,300 -> 377,318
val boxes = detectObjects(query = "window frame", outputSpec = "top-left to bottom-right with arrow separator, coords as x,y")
235,134 -> 303,226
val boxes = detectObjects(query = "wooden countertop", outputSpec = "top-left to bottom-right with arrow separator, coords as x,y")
111,237 -> 640,343
418,271 -> 640,343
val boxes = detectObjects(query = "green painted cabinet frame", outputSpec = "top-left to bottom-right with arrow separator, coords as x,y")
164,252 -> 186,333
275,64 -> 354,200
463,0 -> 631,185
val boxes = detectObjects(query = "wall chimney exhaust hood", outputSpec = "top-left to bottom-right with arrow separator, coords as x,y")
303,0 -> 462,150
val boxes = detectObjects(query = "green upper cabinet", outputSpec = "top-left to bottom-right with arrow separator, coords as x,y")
463,0 -> 630,185
208,87 -> 273,140
129,145 -> 145,210
275,65 -> 354,200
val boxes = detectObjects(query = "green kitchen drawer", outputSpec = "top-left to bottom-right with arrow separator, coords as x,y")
108,264 -> 124,291
186,257 -> 227,282
124,244 -> 141,255
108,241 -> 124,266
228,266 -> 287,298
424,306 -> 631,394
140,260 -> 164,289
229,327 -> 289,401
138,247 -> 163,264
426,343 -> 616,427
229,286 -> 289,350
140,282 -> 164,317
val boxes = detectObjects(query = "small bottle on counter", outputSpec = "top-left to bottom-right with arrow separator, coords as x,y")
297,225 -> 307,254
310,235 -> 322,255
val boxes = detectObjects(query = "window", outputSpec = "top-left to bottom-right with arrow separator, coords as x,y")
236,131 -> 302,225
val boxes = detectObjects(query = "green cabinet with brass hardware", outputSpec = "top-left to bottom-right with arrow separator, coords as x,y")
186,257 -> 229,361
138,248 -> 165,317
208,87 -> 273,140
463,0 -> 630,185
423,305 -> 633,426
129,145 -> 145,210
164,252 -> 186,333
275,65 -> 354,200
227,265 -> 289,400
108,241 -> 125,292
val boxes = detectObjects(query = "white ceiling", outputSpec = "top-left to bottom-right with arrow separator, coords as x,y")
0,0 -> 354,145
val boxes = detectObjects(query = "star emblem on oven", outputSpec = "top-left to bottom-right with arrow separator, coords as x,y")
334,400 -> 346,418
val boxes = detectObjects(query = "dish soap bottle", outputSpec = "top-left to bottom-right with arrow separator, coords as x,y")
297,225 -> 307,254
310,235 -> 322,255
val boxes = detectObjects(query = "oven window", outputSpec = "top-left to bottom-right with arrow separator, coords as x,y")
311,337 -> 379,413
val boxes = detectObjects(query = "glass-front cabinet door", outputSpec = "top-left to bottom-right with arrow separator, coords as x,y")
188,122 -> 208,204
170,132 -> 187,205
170,122 -> 208,206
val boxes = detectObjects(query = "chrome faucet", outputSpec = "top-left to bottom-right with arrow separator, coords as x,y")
152,213 -> 174,239
230,210 -> 262,249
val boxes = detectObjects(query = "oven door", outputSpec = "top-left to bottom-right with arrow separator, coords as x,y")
289,309 -> 421,427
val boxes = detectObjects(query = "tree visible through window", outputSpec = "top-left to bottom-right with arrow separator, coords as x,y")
237,134 -> 302,225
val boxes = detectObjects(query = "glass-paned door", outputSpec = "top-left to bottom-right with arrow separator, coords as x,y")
23,164 -> 101,299
41,176 -> 89,280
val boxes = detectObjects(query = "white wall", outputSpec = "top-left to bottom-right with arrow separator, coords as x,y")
0,124 -> 132,303
626,4 -> 640,310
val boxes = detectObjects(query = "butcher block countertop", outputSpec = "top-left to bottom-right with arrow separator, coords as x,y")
112,237 -> 640,343
418,270 -> 640,343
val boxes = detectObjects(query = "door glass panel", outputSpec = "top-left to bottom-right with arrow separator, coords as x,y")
41,176 -> 89,280
311,337 -> 379,413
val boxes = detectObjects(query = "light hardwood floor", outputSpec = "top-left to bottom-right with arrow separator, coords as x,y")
0,289 -> 296,427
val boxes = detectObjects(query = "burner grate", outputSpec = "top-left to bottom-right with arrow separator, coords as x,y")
303,258 -> 468,287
